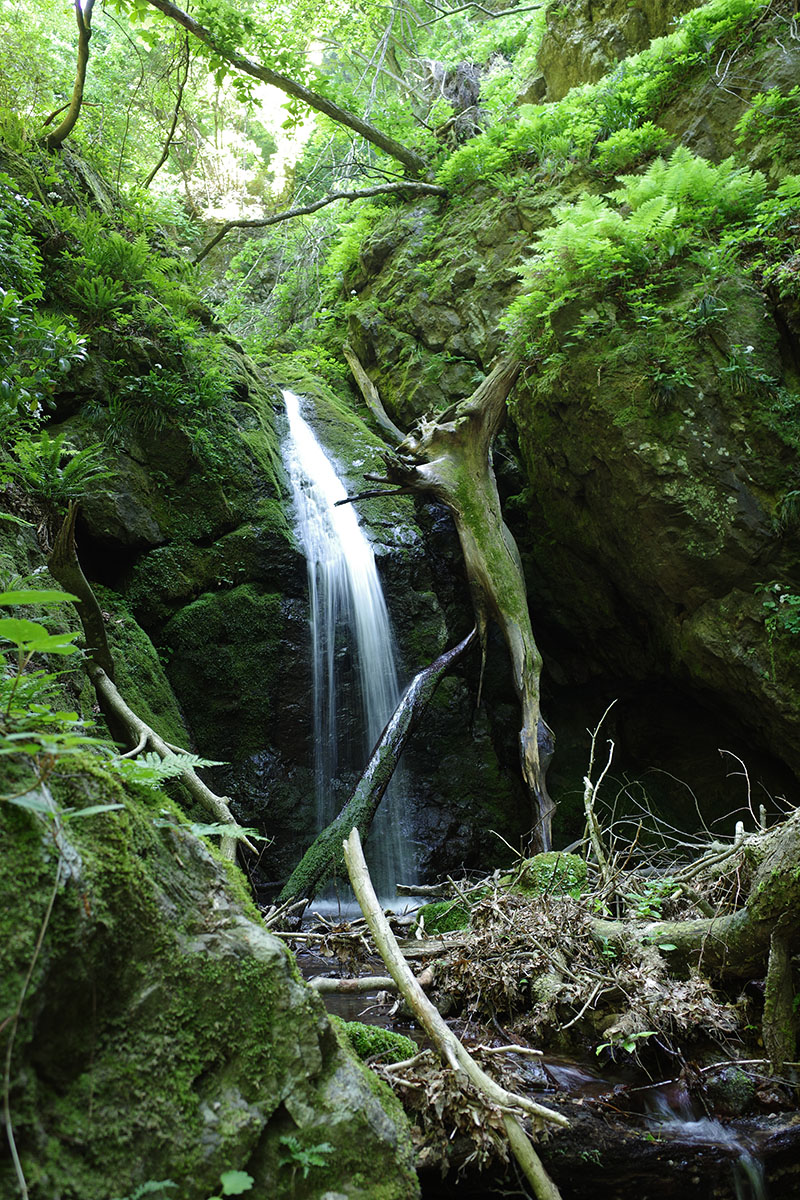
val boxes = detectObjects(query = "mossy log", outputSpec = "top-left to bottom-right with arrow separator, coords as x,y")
592,808 -> 800,1068
378,358 -> 555,850
278,628 -> 476,907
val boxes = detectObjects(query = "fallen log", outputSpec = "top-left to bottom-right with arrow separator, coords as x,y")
278,628 -> 476,907
343,826 -> 567,1200
310,966 -> 433,993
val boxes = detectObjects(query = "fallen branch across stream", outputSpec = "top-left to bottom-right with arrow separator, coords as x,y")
278,628 -> 477,908
343,827 -> 568,1200
309,966 -> 434,993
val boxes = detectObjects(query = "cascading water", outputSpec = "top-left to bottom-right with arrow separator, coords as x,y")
648,1094 -> 768,1199
282,388 -> 415,900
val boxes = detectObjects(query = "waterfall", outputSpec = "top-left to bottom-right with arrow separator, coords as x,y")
282,388 -> 414,899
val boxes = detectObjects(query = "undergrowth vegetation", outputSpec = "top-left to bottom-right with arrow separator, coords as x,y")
0,154 -> 242,502
436,0 -> 769,189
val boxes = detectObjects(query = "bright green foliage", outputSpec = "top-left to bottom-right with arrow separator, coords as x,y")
436,0 -> 767,188
505,149 -> 768,346
113,750 -> 225,789
590,122 -> 672,176
335,1018 -> 418,1064
207,1168 -> 255,1197
0,588 -> 101,787
111,1183 -> 178,1200
0,179 -> 89,437
0,288 -> 88,434
5,430 -> 111,503
596,1029 -> 657,1058
607,148 -> 766,223
757,582 -> 800,640
278,1135 -> 334,1180
623,877 -> 680,919
735,85 -> 800,168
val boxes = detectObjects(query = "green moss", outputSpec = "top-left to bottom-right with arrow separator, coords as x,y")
415,897 -> 473,934
164,583 -> 284,758
333,1017 -> 417,1064
1,755 -> 418,1200
502,851 -> 588,898
93,586 -> 190,748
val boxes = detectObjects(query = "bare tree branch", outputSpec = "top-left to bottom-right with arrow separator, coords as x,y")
194,180 -> 446,262
141,35 -> 191,189
416,1 -> 543,28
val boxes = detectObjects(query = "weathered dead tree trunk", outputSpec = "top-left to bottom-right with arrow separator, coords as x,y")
279,629 -> 476,907
364,356 -> 555,850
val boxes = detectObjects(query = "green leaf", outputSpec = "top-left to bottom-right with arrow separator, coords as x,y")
0,616 -> 48,644
0,589 -> 78,605
657,943 -> 677,951
65,803 -> 125,819
219,1170 -> 255,1196
5,792 -> 55,814
0,619 -> 80,655
187,821 -> 264,841
28,631 -> 81,655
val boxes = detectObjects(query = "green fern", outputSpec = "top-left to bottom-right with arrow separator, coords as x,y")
9,431 -> 110,503
68,274 -> 127,318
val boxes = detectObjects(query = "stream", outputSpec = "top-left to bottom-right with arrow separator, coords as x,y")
295,950 -> 800,1199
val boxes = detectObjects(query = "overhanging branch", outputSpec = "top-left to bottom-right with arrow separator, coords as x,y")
194,180 -> 446,262
144,0 -> 429,176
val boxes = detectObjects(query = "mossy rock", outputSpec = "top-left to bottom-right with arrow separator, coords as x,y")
502,852 -> 588,898
334,1018 -> 418,1065
94,585 -> 190,749
414,897 -> 473,935
0,761 -> 419,1200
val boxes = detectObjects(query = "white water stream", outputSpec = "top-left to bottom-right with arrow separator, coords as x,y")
649,1095 -> 767,1199
282,389 -> 414,900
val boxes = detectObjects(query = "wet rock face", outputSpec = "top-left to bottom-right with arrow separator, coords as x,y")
535,0 -> 701,101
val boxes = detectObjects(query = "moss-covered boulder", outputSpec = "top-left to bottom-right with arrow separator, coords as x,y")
0,764 -> 419,1200
502,852 -> 588,897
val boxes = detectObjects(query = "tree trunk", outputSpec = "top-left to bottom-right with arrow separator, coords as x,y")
278,629 -> 476,907
44,0 -> 95,149
379,358 -> 555,850
143,0 -> 428,176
